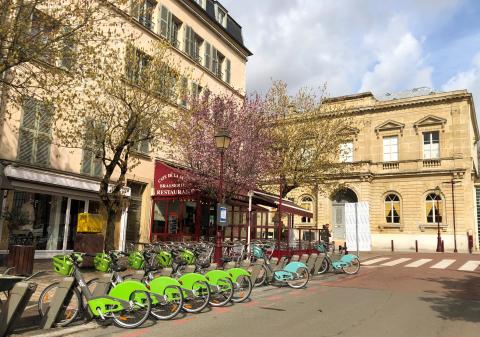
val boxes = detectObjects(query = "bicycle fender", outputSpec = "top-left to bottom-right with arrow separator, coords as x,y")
340,254 -> 359,264
149,276 -> 182,301
108,280 -> 149,301
284,262 -> 307,274
227,268 -> 251,282
205,270 -> 231,285
177,273 -> 208,289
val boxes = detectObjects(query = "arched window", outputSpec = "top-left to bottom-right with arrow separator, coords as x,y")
300,195 -> 313,223
385,194 -> 400,224
426,193 -> 443,223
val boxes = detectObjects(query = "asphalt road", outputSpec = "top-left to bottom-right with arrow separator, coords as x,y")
18,253 -> 480,337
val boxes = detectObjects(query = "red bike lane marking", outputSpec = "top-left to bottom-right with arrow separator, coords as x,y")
119,328 -> 151,337
213,306 -> 232,314
173,316 -> 196,325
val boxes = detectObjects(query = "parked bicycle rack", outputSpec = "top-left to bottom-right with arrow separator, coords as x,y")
0,280 -> 37,337
39,277 -> 76,329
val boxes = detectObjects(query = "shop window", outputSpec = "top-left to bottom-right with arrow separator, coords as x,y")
18,97 -> 53,166
426,193 -> 443,223
385,194 -> 400,224
153,200 -> 167,234
6,191 -> 67,250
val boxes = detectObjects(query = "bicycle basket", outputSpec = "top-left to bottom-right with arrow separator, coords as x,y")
315,244 -> 326,253
181,249 -> 196,265
94,253 -> 111,272
52,255 -> 74,276
156,250 -> 172,268
128,251 -> 144,270
252,245 -> 264,259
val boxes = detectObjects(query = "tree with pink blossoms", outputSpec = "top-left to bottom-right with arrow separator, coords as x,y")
175,92 -> 273,200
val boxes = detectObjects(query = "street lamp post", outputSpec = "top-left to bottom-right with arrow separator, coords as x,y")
214,128 -> 231,263
435,186 -> 442,252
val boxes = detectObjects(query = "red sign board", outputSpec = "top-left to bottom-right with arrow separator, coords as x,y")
154,161 -> 194,197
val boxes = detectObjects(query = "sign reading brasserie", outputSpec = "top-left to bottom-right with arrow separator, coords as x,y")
154,161 -> 194,197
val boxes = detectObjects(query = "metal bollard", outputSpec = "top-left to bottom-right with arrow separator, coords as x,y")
415,240 -> 418,252
468,233 -> 473,254
391,240 -> 394,252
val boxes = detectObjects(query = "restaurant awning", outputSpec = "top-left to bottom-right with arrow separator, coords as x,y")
1,164 -> 15,190
251,190 -> 313,218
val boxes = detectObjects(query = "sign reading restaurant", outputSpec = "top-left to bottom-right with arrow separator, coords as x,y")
154,161 -> 194,197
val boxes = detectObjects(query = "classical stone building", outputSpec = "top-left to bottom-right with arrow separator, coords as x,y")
0,0 -> 251,258
289,88 -> 479,252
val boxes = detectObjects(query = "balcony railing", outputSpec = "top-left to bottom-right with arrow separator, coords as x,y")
382,162 -> 399,170
423,159 -> 441,168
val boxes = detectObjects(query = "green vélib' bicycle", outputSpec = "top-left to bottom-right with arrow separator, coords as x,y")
38,253 -> 151,328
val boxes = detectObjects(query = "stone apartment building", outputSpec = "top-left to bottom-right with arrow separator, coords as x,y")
289,88 -> 480,252
0,0 -> 251,258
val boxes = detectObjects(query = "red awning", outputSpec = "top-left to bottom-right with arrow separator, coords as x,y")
153,161 -> 194,197
251,190 -> 313,218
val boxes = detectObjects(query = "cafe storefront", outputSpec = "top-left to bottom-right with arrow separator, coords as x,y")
150,161 -> 316,254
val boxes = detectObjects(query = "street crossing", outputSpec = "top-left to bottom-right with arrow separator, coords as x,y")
363,256 -> 480,271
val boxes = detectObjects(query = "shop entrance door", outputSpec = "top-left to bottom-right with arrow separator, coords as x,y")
65,199 -> 86,250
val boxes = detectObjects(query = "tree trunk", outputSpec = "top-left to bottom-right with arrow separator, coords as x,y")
104,207 -> 117,252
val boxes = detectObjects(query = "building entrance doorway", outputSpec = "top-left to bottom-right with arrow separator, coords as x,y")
331,188 -> 358,240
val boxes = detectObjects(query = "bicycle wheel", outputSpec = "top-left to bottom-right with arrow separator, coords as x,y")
209,278 -> 234,307
150,285 -> 183,320
38,282 -> 82,327
232,275 -> 252,303
286,267 -> 310,289
317,258 -> 329,275
254,265 -> 267,287
342,258 -> 361,275
182,280 -> 210,313
112,290 -> 151,329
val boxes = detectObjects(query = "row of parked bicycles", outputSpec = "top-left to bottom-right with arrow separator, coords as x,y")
32,239 -> 360,330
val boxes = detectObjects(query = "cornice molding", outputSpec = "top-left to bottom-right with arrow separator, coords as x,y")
413,115 -> 447,134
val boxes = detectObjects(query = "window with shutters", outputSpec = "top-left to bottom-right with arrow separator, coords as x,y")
179,76 -> 188,107
423,131 -> 440,159
383,136 -> 398,162
225,58 -> 231,84
160,6 -> 182,48
204,42 -> 211,70
30,10 -> 58,64
211,46 -> 219,76
191,82 -> 203,99
132,0 -> 156,30
125,45 -> 151,84
81,119 -> 103,177
156,63 -> 178,101
132,137 -> 150,155
183,25 -> 202,63
17,97 -> 53,166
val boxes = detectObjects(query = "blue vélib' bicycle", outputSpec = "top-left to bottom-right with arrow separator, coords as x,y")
314,242 -> 360,275
251,244 -> 309,288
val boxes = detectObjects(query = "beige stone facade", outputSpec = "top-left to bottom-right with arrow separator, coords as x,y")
0,0 -> 250,257
288,89 -> 480,252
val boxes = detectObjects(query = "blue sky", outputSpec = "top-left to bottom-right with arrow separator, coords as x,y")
222,0 -> 480,107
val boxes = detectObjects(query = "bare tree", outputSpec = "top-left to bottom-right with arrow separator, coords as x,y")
265,81 -> 357,198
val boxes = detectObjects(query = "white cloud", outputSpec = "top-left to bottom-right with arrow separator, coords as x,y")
359,16 -> 433,95
220,0 -> 467,96
442,53 -> 480,94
